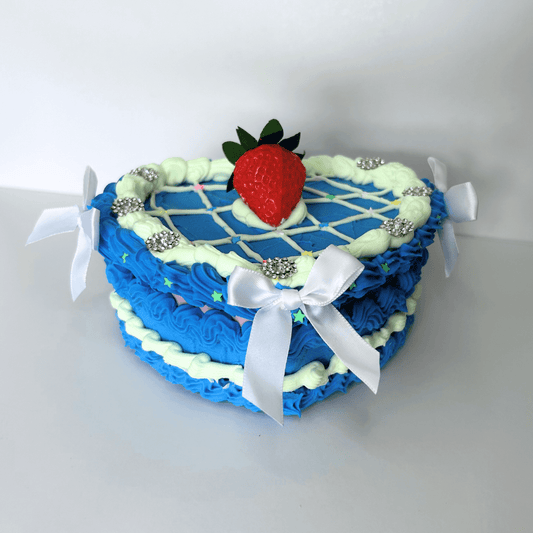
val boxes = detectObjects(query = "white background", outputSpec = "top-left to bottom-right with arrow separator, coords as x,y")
2,2 -> 533,531
1,0 -> 532,242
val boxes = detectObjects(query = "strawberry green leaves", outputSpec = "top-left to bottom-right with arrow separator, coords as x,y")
258,119 -> 284,145
226,172 -> 235,192
260,119 -> 283,139
279,132 -> 300,152
236,127 -> 258,151
222,142 -> 246,165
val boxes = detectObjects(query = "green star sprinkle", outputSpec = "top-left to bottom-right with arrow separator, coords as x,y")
211,290 -> 223,303
349,282 -> 357,290
121,253 -> 129,263
293,309 -> 306,323
436,214 -> 441,219
164,277 -> 172,288
326,194 -> 335,200
381,263 -> 390,273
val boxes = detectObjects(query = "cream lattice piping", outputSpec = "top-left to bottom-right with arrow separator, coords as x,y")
113,156 -> 431,286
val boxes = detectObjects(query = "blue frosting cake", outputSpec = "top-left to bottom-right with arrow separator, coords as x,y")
90,154 -> 448,417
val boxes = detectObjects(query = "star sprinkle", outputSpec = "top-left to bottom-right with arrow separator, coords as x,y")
326,194 -> 335,200
211,291 -> 223,302
164,277 -> 172,288
121,252 -> 129,263
194,184 -> 205,191
293,309 -> 306,323
381,263 -> 390,273
301,250 -> 314,257
391,199 -> 401,206
231,236 -> 241,244
319,222 -> 329,228
349,282 -> 357,290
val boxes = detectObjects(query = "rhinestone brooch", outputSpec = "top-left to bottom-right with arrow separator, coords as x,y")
111,197 -> 145,217
145,231 -> 181,253
130,167 -> 159,182
402,186 -> 432,197
357,157 -> 385,170
380,218 -> 414,237
261,257 -> 297,279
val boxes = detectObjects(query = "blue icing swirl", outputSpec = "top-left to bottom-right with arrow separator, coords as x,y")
93,178 -> 447,376
116,313 -> 415,416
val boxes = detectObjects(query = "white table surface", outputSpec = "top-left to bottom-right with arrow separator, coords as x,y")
2,187 -> 532,533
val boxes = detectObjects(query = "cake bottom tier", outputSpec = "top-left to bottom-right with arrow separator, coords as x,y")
112,291 -> 417,416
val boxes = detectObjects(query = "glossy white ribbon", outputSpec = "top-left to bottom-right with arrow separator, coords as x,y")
26,166 -> 100,301
428,157 -> 478,277
228,245 -> 380,425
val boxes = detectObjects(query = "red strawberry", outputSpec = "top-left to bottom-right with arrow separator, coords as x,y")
223,119 -> 306,227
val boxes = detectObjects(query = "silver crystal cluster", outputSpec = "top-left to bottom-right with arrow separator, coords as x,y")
130,167 -> 159,182
111,197 -> 145,217
380,218 -> 415,237
145,231 -> 181,253
402,186 -> 433,197
357,157 -> 385,170
261,257 -> 297,279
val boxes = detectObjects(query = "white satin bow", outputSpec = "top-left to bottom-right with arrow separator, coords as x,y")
428,157 -> 478,277
26,166 -> 100,301
227,245 -> 380,425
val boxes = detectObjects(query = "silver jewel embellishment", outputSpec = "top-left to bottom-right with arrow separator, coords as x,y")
111,197 -> 145,217
357,157 -> 385,170
402,186 -> 432,197
261,257 -> 297,279
380,218 -> 415,237
130,167 -> 159,182
145,231 -> 181,252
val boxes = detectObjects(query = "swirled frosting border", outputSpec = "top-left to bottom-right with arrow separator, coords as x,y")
110,156 -> 433,286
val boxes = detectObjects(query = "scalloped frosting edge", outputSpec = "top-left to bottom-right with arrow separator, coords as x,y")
110,283 -> 421,393
112,156 -> 432,287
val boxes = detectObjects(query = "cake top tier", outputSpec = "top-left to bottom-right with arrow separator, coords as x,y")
102,154 -> 433,287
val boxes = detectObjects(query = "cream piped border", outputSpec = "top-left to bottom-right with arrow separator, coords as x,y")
110,283 -> 421,393
112,156 -> 432,287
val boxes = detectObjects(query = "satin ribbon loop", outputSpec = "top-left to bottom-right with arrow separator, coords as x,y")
26,166 -> 100,300
428,157 -> 478,277
228,245 -> 380,425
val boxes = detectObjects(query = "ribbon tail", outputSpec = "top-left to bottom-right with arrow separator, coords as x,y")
26,206 -> 80,245
81,207 -> 100,251
83,166 -> 98,207
70,229 -> 91,301
306,304 -> 380,394
242,304 -> 293,425
438,219 -> 459,278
